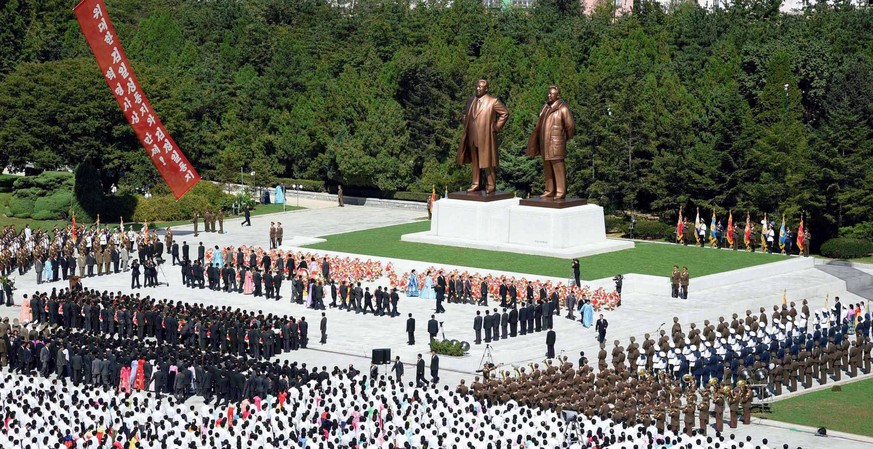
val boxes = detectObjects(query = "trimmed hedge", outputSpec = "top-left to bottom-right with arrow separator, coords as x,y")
275,178 -> 325,193
430,339 -> 466,356
820,238 -> 873,259
620,219 -> 674,240
0,174 -> 17,192
605,215 -> 625,233
393,191 -> 430,202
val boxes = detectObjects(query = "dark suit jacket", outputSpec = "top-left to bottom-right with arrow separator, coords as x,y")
406,318 -> 415,333
430,355 -> 439,375
473,316 -> 483,330
427,319 -> 438,336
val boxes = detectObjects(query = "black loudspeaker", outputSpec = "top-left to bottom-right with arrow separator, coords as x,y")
371,348 -> 391,365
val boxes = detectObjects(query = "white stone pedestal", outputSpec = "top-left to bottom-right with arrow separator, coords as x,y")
401,198 -> 633,258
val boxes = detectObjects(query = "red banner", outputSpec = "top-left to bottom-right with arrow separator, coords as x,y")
73,0 -> 200,199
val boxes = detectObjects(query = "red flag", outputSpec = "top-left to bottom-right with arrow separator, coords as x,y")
73,0 -> 200,199
72,212 -> 77,242
726,211 -> 734,246
796,217 -> 805,251
743,212 -> 751,247
676,207 -> 683,242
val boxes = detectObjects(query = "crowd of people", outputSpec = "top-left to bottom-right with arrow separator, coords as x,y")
0,350 -> 782,449
675,213 -> 811,257
394,266 -> 621,313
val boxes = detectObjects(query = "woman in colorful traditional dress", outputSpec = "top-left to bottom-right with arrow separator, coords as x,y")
405,269 -> 420,297
420,271 -> 435,300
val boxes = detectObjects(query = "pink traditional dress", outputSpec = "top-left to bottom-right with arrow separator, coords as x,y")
119,366 -> 132,393
20,300 -> 32,323
243,271 -> 254,295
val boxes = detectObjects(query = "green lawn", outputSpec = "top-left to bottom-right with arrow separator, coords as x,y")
306,221 -> 787,280
757,377 -> 873,437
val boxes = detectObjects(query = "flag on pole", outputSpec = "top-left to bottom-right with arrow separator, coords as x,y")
824,294 -> 829,311
444,186 -> 448,199
782,289 -> 787,306
96,214 -> 100,228
694,208 -> 701,245
760,213 -> 768,251
143,221 -> 149,244
429,185 -> 436,214
743,212 -> 751,249
726,211 -> 734,247
120,216 -> 124,232
710,211 -> 717,246
676,207 -> 684,243
779,215 -> 787,252
72,212 -> 77,242
796,216 -> 805,252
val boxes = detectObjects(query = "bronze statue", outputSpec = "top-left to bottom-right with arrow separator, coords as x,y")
456,79 -> 509,194
526,85 -> 575,199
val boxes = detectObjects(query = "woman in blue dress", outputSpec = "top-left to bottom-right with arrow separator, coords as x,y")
406,269 -> 420,297
581,298 -> 594,328
419,270 -> 435,300
43,257 -> 53,283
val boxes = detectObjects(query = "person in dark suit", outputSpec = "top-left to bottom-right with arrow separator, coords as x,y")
427,315 -> 439,341
392,356 -> 403,381
501,309 -> 509,339
435,271 -> 447,313
596,314 -> 608,343
479,280 -> 488,306
241,207 -> 251,226
473,311 -> 483,344
406,313 -> 415,345
546,329 -> 556,358
182,241 -> 190,261
197,242 -> 205,264
499,282 -> 508,308
415,354 -> 426,387
430,351 -> 440,384
509,307 -> 519,337
572,258 -> 580,287
170,242 -> 180,265
321,257 -> 330,282
299,317 -> 309,348
390,288 -> 400,317
483,310 -> 492,343
319,312 -> 327,344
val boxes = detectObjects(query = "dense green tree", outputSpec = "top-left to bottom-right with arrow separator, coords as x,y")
0,0 -> 872,245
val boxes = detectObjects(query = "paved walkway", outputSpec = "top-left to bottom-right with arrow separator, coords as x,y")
4,200 -> 872,448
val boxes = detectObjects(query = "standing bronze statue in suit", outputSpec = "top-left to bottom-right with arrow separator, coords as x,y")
457,79 -> 509,194
526,85 -> 576,199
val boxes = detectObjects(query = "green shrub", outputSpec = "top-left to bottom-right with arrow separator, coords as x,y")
393,191 -> 430,202
620,219 -> 673,240
820,238 -> 873,259
0,174 -> 18,192
32,190 -> 74,220
8,195 -> 35,218
132,184 -> 228,222
840,222 -> 873,242
429,339 -> 466,356
275,178 -> 325,192
604,215 -> 624,233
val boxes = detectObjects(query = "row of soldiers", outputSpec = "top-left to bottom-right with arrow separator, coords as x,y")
192,209 -> 224,236
469,299 -> 873,436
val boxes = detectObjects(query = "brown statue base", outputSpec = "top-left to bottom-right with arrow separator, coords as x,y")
519,197 -> 588,209
447,191 -> 514,202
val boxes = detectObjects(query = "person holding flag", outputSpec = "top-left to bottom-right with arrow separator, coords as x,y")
709,211 -> 718,248
744,212 -> 752,251
694,208 -> 702,247
779,215 -> 787,254
797,216 -> 807,257
760,214 -> 769,253
676,207 -> 684,245
428,185 -> 436,220
726,211 -> 735,250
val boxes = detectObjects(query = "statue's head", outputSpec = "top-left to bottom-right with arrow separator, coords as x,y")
548,85 -> 560,104
476,79 -> 489,97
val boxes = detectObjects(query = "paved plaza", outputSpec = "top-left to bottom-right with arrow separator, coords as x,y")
5,199 -> 873,448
